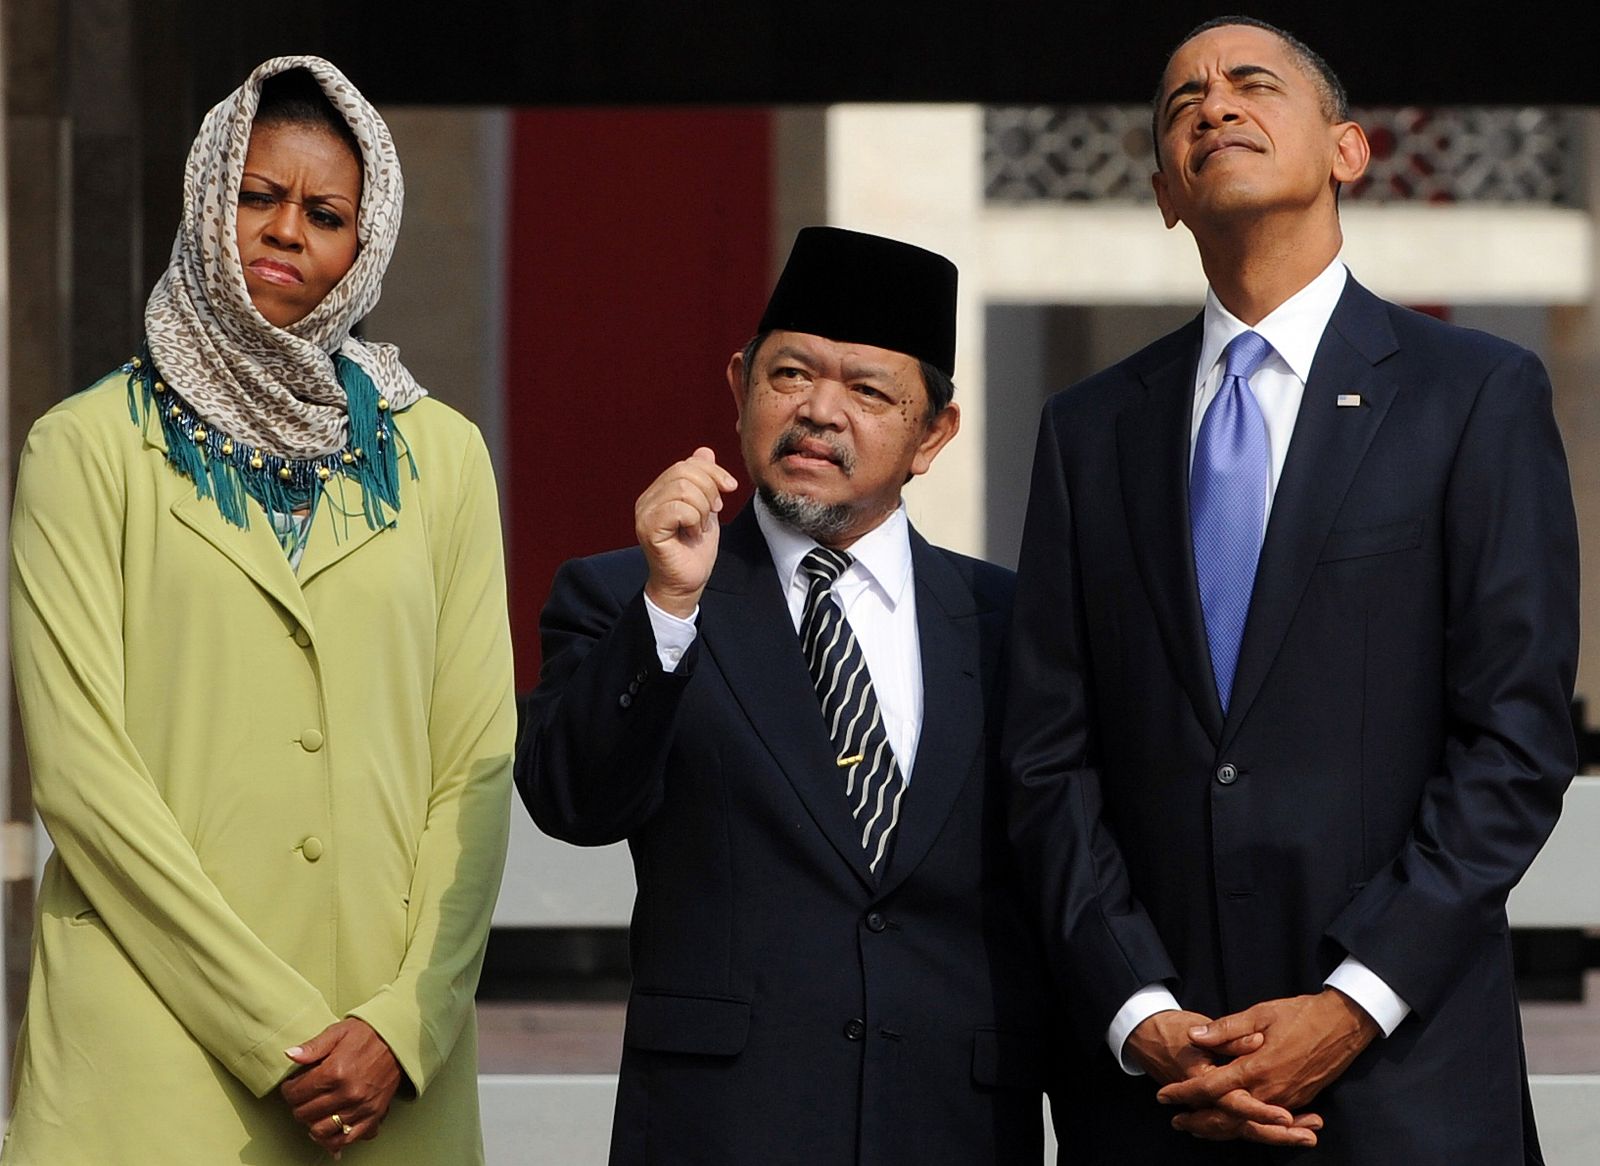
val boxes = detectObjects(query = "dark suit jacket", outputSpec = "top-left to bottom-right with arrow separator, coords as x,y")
518,508 -> 1058,1165
1005,278 -> 1579,1164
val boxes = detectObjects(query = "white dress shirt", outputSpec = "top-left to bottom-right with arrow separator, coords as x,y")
644,495 -> 924,780
1108,258 -> 1411,1073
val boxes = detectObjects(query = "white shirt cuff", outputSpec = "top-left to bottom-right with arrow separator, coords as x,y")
1107,984 -> 1182,1075
1325,955 -> 1410,1036
642,592 -> 698,672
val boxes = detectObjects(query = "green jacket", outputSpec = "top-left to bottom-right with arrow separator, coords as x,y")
3,373 -> 514,1164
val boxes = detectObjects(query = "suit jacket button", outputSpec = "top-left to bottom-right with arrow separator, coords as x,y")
1216,763 -> 1238,785
618,693 -> 633,709
844,1018 -> 866,1040
865,910 -> 887,933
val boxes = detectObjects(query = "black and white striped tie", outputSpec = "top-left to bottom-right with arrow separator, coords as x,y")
798,547 -> 906,877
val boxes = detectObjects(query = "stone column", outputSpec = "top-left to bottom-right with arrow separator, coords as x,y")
2,0 -> 69,1082
0,0 -> 198,1085
362,107 -> 512,468
0,0 -> 11,1111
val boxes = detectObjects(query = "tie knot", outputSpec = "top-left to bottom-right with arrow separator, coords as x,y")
800,546 -> 853,588
1223,330 -> 1273,382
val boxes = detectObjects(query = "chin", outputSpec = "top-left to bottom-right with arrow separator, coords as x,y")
250,299 -> 304,329
758,484 -> 856,543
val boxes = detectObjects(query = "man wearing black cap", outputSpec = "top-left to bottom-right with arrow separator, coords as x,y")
518,226 -> 1059,1164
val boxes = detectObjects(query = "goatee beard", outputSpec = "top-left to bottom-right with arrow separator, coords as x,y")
758,483 -> 856,544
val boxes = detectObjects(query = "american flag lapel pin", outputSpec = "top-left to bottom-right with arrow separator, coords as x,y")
1336,393 -> 1362,407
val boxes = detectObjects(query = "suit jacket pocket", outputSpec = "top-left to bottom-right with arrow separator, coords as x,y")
971,1026 -> 1047,1090
1318,517 -> 1423,563
623,990 -> 752,1056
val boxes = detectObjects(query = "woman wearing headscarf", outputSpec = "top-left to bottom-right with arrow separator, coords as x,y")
2,56 -> 513,1164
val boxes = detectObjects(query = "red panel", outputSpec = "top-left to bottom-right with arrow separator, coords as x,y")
504,109 -> 770,687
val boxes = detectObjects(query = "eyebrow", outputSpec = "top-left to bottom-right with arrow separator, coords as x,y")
1163,64 -> 1285,119
768,344 -> 895,384
768,345 -> 817,367
240,171 -> 357,208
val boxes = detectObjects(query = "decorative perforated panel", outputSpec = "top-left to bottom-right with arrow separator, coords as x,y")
985,106 -> 1583,206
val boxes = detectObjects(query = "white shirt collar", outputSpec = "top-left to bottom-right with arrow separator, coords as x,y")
753,493 -> 914,609
1196,257 -> 1348,391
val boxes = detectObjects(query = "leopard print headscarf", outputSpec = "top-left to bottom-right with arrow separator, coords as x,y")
143,54 -> 425,460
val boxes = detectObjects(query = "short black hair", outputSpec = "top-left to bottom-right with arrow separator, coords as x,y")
1150,15 -> 1349,165
255,68 -> 363,168
740,331 -> 955,420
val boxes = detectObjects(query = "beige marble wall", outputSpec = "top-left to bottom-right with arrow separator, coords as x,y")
824,105 -> 989,557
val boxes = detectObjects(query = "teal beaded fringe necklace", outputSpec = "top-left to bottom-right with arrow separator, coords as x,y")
125,344 -> 418,550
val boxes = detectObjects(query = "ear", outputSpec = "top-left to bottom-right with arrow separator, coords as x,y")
1330,121 -> 1370,186
1152,169 -> 1182,230
725,351 -> 747,432
909,402 -> 961,479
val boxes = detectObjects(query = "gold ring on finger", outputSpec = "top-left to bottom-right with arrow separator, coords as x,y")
331,1114 -> 351,1136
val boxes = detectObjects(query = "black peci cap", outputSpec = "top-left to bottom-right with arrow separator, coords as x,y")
757,227 -> 958,376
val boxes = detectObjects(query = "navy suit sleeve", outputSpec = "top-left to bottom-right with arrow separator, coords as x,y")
1003,403 -> 1180,1045
1327,346 -> 1579,1018
514,553 -> 695,846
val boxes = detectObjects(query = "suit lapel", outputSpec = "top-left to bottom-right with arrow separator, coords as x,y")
145,408 -> 316,633
156,424 -> 397,626
295,475 -> 391,586
168,491 -> 315,633
1222,281 -> 1399,747
701,510 -> 878,890
875,531 -> 984,895
1117,317 -> 1226,743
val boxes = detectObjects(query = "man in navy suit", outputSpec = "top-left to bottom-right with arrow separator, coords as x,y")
519,227 -> 1058,1164
1005,16 -> 1579,1163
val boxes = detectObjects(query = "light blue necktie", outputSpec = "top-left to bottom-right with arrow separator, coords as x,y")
1191,330 -> 1273,714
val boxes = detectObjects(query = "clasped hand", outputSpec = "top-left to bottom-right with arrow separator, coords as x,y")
281,1017 -> 404,1159
1129,989 -> 1379,1148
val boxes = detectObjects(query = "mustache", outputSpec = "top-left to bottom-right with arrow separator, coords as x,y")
770,424 -> 855,473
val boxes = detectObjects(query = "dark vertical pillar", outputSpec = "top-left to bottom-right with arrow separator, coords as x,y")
983,305 -> 1090,569
2,0 -> 197,1078
2,0 -> 66,1076
67,0 -> 142,386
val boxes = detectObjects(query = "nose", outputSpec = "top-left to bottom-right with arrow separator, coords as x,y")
263,202 -> 305,250
796,376 -> 848,428
1195,81 -> 1243,131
